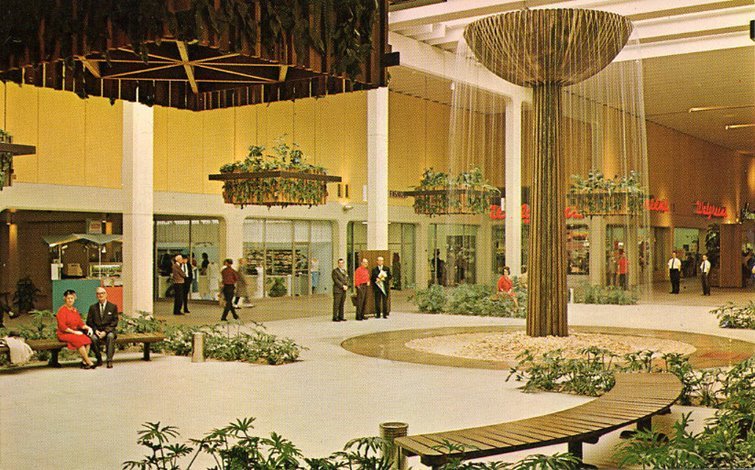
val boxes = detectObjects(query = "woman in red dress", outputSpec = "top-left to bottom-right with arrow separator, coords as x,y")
496,266 -> 519,309
56,289 -> 96,369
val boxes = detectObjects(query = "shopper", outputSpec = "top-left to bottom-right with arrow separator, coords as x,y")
181,255 -> 192,313
668,251 -> 682,294
86,287 -> 119,368
700,254 -> 711,296
55,290 -> 96,369
354,258 -> 370,321
220,259 -> 239,321
171,254 -> 186,315
234,258 -> 250,308
331,258 -> 349,322
310,257 -> 320,294
371,256 -> 392,318
616,249 -> 628,290
496,266 -> 519,309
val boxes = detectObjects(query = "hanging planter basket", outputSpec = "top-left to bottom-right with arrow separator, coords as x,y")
209,139 -> 341,209
209,169 -> 341,208
405,168 -> 501,217
568,170 -> 647,217
0,130 -> 36,190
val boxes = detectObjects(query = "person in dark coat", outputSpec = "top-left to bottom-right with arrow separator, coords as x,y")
331,258 -> 349,322
87,287 -> 119,368
370,256 -> 392,319
171,254 -> 187,314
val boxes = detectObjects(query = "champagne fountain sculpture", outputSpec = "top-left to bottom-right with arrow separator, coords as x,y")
464,9 -> 632,336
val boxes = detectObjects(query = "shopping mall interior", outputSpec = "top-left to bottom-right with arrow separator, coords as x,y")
0,1 -> 753,469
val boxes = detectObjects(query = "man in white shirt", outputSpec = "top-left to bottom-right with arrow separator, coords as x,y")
668,251 -> 682,294
700,254 -> 712,296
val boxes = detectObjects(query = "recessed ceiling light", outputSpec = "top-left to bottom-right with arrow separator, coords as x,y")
724,123 -> 755,130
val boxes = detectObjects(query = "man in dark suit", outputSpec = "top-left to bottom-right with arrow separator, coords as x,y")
181,255 -> 193,313
370,256 -> 392,319
87,287 -> 119,368
332,258 -> 349,322
172,254 -> 186,315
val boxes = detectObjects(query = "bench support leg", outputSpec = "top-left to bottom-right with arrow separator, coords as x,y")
48,350 -> 61,368
143,343 -> 151,361
638,417 -> 652,432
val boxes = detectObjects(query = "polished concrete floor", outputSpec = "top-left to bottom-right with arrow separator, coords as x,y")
1,280 -> 753,469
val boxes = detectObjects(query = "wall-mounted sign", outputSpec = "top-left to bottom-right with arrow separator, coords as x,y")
86,219 -> 103,234
489,204 -> 584,223
694,200 -> 727,219
645,197 -> 669,213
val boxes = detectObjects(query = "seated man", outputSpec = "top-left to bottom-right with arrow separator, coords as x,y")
87,287 -> 119,368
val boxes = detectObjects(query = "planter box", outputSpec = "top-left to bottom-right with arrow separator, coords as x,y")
406,186 -> 499,217
568,191 -> 645,217
209,170 -> 341,208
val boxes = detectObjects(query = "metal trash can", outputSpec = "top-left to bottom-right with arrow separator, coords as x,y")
380,422 -> 408,470
192,332 -> 205,363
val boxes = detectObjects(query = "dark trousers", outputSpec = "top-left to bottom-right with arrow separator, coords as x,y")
374,288 -> 389,318
701,272 -> 711,295
173,283 -> 184,314
669,269 -> 681,293
182,281 -> 192,312
91,331 -> 117,362
221,284 -> 237,320
618,273 -> 628,290
333,289 -> 346,321
355,285 -> 368,320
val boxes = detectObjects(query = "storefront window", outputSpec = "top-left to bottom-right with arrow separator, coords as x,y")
428,224 -> 478,286
492,225 -> 505,277
154,218 -> 220,300
567,223 -> 590,275
674,227 -> 702,278
243,219 -> 333,297
347,222 -> 416,289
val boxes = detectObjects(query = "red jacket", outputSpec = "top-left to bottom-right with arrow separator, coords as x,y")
354,266 -> 370,287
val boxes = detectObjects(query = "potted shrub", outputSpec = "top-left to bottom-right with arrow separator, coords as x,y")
209,137 -> 341,208
12,276 -> 41,316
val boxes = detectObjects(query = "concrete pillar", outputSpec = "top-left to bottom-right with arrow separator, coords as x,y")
221,212 -> 245,263
505,98 -> 523,276
416,219 -> 429,288
122,101 -> 154,316
335,218 -> 349,265
367,87 -> 389,250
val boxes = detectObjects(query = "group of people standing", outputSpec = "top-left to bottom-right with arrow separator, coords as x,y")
331,257 -> 392,322
668,250 -> 712,295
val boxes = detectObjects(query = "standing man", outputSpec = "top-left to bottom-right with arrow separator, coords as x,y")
171,254 -> 186,315
181,255 -> 193,314
220,258 -> 239,321
700,254 -> 712,296
616,249 -> 628,290
332,258 -> 349,322
354,258 -> 370,321
371,256 -> 392,319
87,287 -> 119,368
668,251 -> 682,294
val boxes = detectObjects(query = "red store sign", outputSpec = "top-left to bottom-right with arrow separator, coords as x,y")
694,200 -> 727,219
489,204 -> 584,223
645,197 -> 669,213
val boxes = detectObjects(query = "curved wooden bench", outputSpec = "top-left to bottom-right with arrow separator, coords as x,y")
394,372 -> 682,468
0,332 -> 165,367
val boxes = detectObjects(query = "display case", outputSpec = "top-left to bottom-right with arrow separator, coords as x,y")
89,263 -> 122,279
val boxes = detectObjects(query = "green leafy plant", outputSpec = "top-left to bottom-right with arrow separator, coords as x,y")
411,281 -> 526,318
705,223 -> 720,268
219,136 -> 331,208
572,281 -> 638,305
411,284 -> 448,313
711,301 -> 755,329
269,277 -> 288,298
118,312 -> 165,334
568,169 -> 647,217
0,128 -> 13,189
12,276 -> 41,315
411,167 -> 501,217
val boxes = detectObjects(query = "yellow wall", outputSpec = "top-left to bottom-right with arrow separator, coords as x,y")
0,82 -> 122,188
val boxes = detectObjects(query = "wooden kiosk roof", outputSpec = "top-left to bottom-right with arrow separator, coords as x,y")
0,0 -> 390,110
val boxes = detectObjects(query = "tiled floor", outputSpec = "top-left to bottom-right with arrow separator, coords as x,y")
0,284 -> 753,469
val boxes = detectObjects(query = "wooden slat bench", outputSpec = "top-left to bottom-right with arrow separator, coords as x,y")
0,332 -> 166,367
395,372 -> 682,468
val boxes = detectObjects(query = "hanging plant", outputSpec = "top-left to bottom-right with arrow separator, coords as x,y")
568,169 -> 647,217
405,167 -> 501,217
0,129 -> 14,190
209,136 -> 341,208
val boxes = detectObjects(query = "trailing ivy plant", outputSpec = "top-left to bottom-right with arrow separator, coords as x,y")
711,301 -> 754,329
568,169 -> 647,216
412,167 -> 501,217
219,136 -> 331,208
0,128 -> 12,189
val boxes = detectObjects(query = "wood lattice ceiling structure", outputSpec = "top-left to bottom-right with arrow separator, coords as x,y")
0,0 -> 390,111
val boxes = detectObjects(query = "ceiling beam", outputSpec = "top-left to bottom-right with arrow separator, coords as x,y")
176,41 -> 199,94
279,65 -> 289,82
616,31 -> 754,61
78,56 -> 101,78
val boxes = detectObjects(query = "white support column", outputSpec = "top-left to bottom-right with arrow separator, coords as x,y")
367,87 -> 389,250
122,101 -> 154,316
505,97 -> 523,276
221,212 -> 245,263
336,218 -> 349,265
